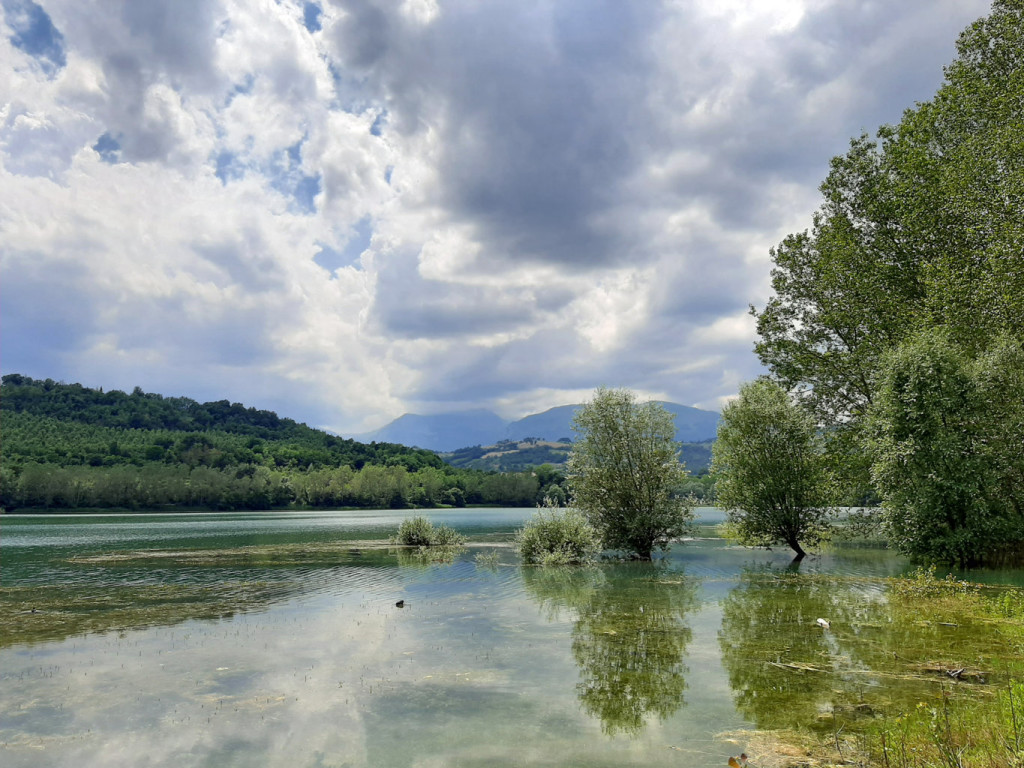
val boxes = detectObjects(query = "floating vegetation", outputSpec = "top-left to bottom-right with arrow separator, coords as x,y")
390,516 -> 466,547
67,539 -> 397,568
0,580 -> 287,648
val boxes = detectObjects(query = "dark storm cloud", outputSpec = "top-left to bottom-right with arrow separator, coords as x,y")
42,0 -> 224,164
371,249 -> 549,339
329,0 -> 663,267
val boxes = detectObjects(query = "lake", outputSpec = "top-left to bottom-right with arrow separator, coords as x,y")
2,509 -> 1022,767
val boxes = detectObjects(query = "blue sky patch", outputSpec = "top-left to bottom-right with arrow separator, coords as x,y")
313,218 -> 373,274
292,172 -> 321,214
92,133 -> 121,164
215,150 -> 246,184
4,0 -> 66,76
302,2 -> 322,33
267,138 -> 320,214
370,111 -> 388,137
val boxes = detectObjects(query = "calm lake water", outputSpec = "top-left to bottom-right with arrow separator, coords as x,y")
2,509 -> 1022,767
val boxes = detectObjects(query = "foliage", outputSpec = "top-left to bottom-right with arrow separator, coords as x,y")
567,388 -> 694,560
0,375 -> 558,511
749,0 -> 1024,561
391,516 -> 465,547
712,379 -> 835,558
515,503 -> 601,566
752,1 -> 1023,428
869,330 -> 1024,565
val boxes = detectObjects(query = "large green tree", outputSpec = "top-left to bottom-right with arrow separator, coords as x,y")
567,388 -> 694,560
752,0 -> 1023,428
712,379 -> 835,560
750,0 -> 1023,547
869,330 -> 1024,565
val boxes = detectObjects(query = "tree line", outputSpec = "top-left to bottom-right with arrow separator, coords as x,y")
715,1 -> 1023,566
0,376 -> 563,511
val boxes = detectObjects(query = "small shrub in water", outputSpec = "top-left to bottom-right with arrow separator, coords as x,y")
515,506 -> 600,566
392,516 -> 466,547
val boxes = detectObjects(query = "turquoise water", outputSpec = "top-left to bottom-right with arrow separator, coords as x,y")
1,509 -> 1019,767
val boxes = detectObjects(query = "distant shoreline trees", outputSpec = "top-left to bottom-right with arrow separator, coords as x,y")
0,375 -> 563,512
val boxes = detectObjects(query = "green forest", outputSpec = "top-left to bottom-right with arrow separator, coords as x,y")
0,375 -> 562,511
750,0 -> 1023,565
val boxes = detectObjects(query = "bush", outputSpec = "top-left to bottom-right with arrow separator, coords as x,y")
392,516 -> 466,547
515,506 -> 601,566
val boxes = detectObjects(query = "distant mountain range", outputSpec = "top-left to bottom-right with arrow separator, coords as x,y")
352,402 -> 721,452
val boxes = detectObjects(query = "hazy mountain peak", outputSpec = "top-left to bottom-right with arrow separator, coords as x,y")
354,401 -> 719,453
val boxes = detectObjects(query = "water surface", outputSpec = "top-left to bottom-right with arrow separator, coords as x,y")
2,509 -> 1021,767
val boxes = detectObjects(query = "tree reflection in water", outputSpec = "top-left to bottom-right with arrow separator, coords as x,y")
718,567 -> 879,730
523,565 -> 699,735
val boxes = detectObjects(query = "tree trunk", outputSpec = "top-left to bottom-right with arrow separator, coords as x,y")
789,539 -> 806,561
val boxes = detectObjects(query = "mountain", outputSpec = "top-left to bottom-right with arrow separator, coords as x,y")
356,401 -> 720,452
504,405 -> 578,442
352,409 -> 508,452
505,402 -> 720,444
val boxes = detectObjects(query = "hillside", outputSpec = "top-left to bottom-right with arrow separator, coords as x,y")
0,375 -> 555,511
443,437 -> 714,474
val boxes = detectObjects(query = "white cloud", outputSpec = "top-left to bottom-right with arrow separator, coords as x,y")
0,0 -> 993,432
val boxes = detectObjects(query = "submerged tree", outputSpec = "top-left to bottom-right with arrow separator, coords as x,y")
712,379 -> 835,560
567,388 -> 694,560
869,330 -> 1024,565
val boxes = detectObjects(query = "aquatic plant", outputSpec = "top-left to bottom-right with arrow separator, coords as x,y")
391,515 -> 465,547
515,505 -> 600,566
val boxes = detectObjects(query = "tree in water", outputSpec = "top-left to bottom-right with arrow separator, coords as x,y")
568,388 -> 694,560
712,379 -> 835,560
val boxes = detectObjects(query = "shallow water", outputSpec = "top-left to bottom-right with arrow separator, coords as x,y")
2,509 -> 1022,767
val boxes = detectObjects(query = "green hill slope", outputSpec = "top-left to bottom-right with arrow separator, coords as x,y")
0,375 -> 551,511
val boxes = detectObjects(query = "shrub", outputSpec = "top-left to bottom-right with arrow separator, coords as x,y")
515,506 -> 601,566
392,516 -> 466,547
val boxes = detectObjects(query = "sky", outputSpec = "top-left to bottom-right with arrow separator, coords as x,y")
0,0 -> 992,435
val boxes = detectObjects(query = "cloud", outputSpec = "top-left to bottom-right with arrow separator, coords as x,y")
0,0 -> 993,433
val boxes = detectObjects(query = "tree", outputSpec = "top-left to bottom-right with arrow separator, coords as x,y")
751,0 -> 1023,509
711,379 -> 835,560
567,388 -> 694,560
868,330 -> 1024,565
753,1 -> 1023,430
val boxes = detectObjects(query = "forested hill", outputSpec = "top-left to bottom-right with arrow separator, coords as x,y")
0,374 -> 443,471
0,375 -> 558,511
4,374 -> 356,442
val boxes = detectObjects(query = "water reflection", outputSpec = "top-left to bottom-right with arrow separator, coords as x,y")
523,565 -> 699,735
718,567 -> 881,730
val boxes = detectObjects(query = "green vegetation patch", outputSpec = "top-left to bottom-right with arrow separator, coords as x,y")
391,515 -> 466,547
0,581 -> 286,648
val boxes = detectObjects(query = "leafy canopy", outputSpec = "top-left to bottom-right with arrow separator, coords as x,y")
712,379 -> 835,559
567,387 -> 694,560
